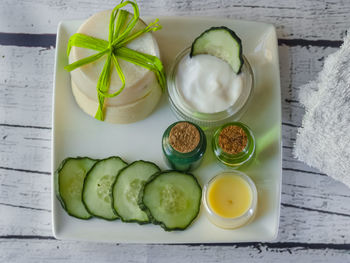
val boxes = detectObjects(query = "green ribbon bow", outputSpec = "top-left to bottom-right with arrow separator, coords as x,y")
65,1 -> 166,121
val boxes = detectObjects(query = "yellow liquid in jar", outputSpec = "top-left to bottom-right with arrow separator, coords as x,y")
208,174 -> 252,218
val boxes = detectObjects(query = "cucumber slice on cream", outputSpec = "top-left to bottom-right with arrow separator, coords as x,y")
139,171 -> 202,231
112,161 -> 160,224
190,26 -> 244,74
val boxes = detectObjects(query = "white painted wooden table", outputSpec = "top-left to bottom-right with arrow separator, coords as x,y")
0,0 -> 349,262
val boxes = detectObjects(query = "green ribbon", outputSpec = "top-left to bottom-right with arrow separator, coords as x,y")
65,1 -> 166,121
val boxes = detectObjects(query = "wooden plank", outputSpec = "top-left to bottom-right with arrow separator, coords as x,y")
0,44 -> 338,128
0,43 -> 338,177
279,44 -> 338,127
0,239 -> 349,262
0,117 -> 337,189
0,0 -> 349,41
0,169 -> 51,212
0,46 -> 54,128
1,202 -> 349,243
0,125 -> 51,173
0,205 -> 51,237
0,122 -> 321,174
0,123 -> 339,201
1,154 -> 349,242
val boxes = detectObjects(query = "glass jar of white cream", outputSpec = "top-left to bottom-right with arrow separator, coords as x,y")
167,47 -> 254,128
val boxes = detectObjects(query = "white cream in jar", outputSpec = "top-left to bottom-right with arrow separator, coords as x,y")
175,54 -> 244,113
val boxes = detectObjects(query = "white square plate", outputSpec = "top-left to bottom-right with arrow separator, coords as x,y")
52,16 -> 281,243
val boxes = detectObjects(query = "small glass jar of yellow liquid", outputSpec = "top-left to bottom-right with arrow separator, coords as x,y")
202,171 -> 257,229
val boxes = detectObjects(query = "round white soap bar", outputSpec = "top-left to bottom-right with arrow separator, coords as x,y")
69,10 -> 162,123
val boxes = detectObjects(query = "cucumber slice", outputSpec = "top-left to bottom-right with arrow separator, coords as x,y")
139,171 -> 202,231
112,161 -> 160,224
190,26 -> 244,74
55,157 -> 97,219
82,156 -> 127,220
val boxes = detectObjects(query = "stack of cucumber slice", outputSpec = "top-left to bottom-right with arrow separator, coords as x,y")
55,157 -> 202,231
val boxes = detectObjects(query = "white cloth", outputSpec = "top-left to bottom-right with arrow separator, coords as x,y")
294,33 -> 350,188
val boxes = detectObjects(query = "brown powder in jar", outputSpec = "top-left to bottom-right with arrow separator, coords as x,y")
218,125 -> 248,154
169,122 -> 200,153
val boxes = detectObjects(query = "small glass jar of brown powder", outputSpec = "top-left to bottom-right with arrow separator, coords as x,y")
212,122 -> 255,168
162,121 -> 207,171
